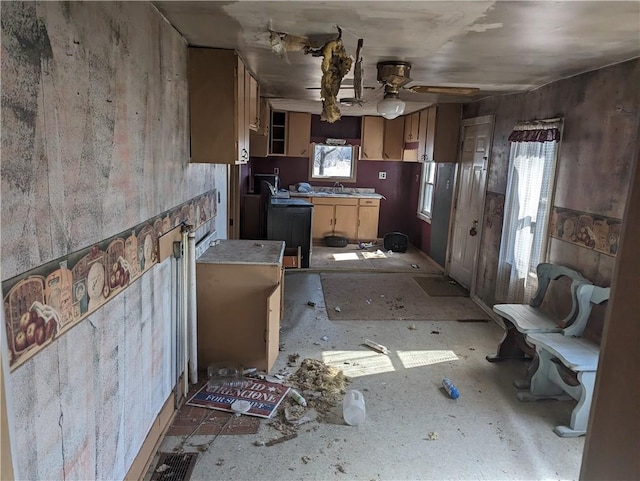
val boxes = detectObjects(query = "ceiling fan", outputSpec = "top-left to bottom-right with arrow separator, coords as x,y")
375,61 -> 479,119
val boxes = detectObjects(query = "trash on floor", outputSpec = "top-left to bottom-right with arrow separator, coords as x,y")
363,339 -> 390,354
321,335 -> 329,341
265,433 -> 298,446
288,388 -> 307,406
442,378 -> 460,399
287,358 -> 350,415
287,353 -> 300,366
187,379 -> 290,418
307,301 -> 316,307
408,324 -> 418,330
426,431 -> 439,441
334,306 -> 341,312
430,330 -> 440,335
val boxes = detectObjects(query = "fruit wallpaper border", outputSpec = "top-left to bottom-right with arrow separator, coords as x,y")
2,189 -> 217,371
550,206 -> 621,257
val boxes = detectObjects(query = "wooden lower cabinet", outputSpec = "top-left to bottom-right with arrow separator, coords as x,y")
311,197 -> 380,242
312,203 -> 335,239
196,240 -> 284,372
357,199 -> 380,241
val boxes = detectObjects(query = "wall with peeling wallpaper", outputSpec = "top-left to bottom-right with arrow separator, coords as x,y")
464,59 -> 639,334
1,2 -> 223,479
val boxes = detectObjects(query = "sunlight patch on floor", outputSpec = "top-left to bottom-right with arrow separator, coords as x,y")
332,252 -> 360,261
322,350 -> 395,377
396,350 -> 459,368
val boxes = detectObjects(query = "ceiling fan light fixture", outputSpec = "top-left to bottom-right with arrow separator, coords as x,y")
377,94 -> 405,120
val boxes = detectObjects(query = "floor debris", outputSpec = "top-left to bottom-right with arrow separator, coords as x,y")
430,330 -> 440,335
334,306 -> 341,312
307,301 -> 316,307
287,353 -> 300,366
408,324 -> 417,330
301,455 -> 311,464
426,432 -> 439,441
364,339 -> 390,354
265,433 -> 298,446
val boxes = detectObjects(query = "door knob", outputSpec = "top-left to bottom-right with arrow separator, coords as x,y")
469,219 -> 478,237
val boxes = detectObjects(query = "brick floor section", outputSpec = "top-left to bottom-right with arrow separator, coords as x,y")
167,383 -> 261,436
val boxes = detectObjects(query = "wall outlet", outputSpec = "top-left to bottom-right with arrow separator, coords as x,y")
379,171 -> 387,180
274,167 -> 279,175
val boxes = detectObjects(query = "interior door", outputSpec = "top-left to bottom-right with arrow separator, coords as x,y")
448,117 -> 493,289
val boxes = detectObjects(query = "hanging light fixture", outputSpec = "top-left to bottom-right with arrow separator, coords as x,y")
376,61 -> 410,120
377,91 -> 405,119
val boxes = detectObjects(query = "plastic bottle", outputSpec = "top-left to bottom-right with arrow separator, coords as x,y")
288,388 -> 307,407
343,389 -> 366,426
442,378 -> 460,399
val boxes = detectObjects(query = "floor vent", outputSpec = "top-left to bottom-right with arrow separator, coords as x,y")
150,453 -> 198,481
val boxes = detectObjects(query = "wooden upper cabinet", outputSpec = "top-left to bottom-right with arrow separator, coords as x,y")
188,48 -> 250,164
247,74 -> 260,132
404,112 -> 420,143
256,97 -> 270,137
383,117 -> 404,160
360,116 -> 384,160
286,112 -> 311,157
421,104 -> 461,162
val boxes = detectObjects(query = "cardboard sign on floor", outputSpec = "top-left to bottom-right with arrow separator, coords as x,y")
187,379 -> 290,418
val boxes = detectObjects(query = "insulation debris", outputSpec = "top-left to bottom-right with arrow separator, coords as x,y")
287,358 -> 350,414
305,26 -> 352,123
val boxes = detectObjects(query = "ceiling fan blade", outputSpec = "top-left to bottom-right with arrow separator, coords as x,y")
408,85 -> 479,95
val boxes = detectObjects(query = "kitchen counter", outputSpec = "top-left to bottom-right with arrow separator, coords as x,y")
197,239 -> 285,265
289,190 -> 384,200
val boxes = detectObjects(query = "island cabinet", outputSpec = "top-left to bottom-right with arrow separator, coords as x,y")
196,240 -> 285,372
188,48 -> 250,164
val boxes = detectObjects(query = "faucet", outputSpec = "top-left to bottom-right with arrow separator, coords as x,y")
332,182 -> 344,193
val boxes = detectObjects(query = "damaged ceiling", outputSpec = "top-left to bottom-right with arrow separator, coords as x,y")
154,1 -> 640,116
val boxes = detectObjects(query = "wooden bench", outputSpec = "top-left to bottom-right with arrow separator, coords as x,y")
517,284 -> 610,437
486,263 -> 590,363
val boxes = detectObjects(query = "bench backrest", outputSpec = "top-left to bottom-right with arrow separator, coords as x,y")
562,284 -> 611,337
530,263 -> 591,326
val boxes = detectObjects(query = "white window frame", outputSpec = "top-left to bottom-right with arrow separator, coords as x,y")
417,160 -> 436,222
308,143 -> 358,183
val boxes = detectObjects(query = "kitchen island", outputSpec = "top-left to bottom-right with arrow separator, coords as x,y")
196,239 -> 285,372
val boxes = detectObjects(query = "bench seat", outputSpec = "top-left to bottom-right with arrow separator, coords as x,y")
493,304 -> 563,333
516,284 -> 610,438
487,263 -> 589,362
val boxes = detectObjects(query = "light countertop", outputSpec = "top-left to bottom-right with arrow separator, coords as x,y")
197,239 -> 285,265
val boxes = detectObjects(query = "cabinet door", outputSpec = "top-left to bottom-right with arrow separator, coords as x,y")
312,204 -> 335,239
383,117 -> 404,160
432,104 -> 461,162
236,60 -> 250,163
266,283 -> 282,372
424,106 -> 437,161
404,112 -> 420,142
334,204 -> 358,240
360,116 -> 384,160
286,112 -> 311,157
248,74 -> 259,131
188,48 -> 237,163
256,97 -> 270,136
357,205 -> 379,241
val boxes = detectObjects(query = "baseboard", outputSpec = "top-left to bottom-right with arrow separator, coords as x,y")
125,394 -> 175,481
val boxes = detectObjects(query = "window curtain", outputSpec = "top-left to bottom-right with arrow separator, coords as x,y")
495,120 -> 562,303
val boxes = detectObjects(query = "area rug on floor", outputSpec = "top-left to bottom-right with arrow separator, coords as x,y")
413,276 -> 468,297
186,379 -> 289,418
321,272 -> 489,321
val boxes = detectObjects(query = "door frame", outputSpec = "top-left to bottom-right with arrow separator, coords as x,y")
444,114 -> 495,299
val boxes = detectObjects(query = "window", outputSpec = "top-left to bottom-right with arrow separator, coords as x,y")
417,160 -> 436,221
496,119 -> 562,303
309,143 -> 357,182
